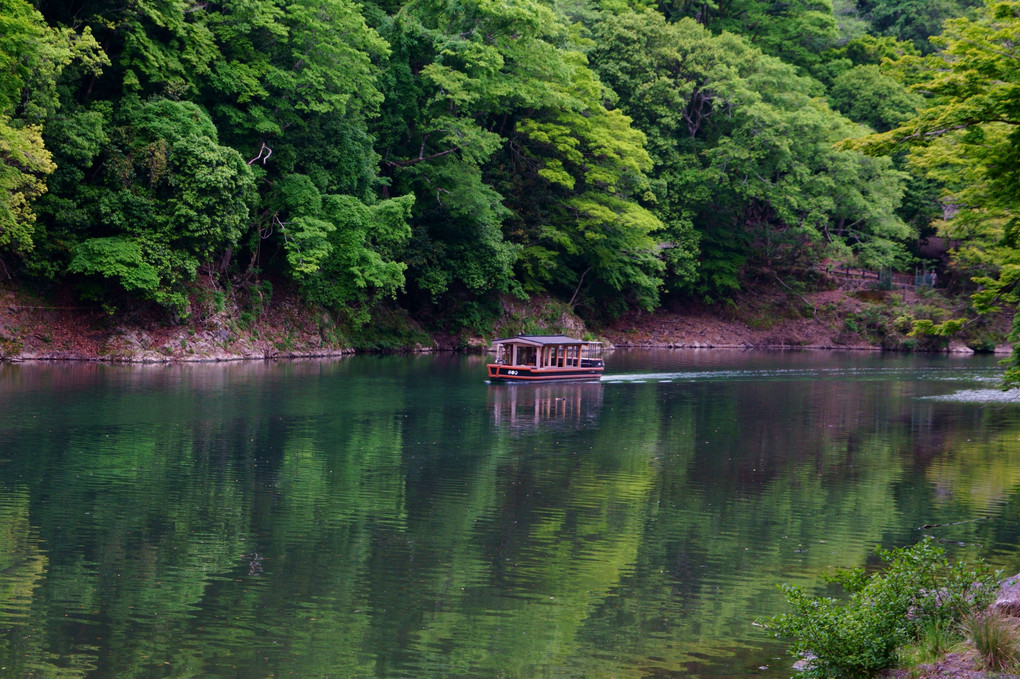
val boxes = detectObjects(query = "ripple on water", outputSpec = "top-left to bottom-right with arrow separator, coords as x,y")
0,488 -> 47,624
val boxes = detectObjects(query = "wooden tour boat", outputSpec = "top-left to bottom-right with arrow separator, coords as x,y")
486,334 -> 604,382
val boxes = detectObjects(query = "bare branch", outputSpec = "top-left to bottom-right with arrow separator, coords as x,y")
383,146 -> 459,167
248,142 -> 273,165
568,266 -> 592,308
420,175 -> 451,206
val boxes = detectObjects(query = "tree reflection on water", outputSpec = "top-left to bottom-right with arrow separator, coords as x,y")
0,352 -> 1018,678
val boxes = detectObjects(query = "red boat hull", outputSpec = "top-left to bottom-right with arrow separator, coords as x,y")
486,363 -> 603,382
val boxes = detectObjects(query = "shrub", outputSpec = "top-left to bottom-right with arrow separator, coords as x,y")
450,298 -> 500,335
346,306 -> 431,351
965,334 -> 999,353
761,537 -> 999,679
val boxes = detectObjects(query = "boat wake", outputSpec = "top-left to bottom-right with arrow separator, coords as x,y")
601,367 -> 1003,385
600,370 -> 755,383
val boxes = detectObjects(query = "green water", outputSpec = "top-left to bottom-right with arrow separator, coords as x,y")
1,350 -> 1019,678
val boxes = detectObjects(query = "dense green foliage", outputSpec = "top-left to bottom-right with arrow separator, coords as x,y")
764,537 -> 1000,678
848,0 -> 1020,384
0,0 -> 1013,335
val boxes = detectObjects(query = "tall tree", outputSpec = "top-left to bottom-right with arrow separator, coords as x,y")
0,0 -> 103,273
375,0 -> 664,316
857,0 -> 984,51
827,64 -> 923,132
591,11 -> 911,300
31,0 -> 414,319
848,0 -> 1020,383
59,99 -> 258,313
202,0 -> 415,322
657,0 -> 840,74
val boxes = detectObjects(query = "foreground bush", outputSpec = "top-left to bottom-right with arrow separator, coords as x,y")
761,537 -> 1000,678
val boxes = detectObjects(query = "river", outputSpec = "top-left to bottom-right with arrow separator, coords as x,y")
1,350 -> 1019,678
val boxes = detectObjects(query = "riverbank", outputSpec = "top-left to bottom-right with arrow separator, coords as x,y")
1,277 -> 1013,361
604,283 -> 1013,354
0,283 -> 355,362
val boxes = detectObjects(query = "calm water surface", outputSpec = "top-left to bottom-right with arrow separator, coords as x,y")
1,350 -> 1019,678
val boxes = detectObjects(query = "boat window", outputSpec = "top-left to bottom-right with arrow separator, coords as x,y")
516,346 -> 536,366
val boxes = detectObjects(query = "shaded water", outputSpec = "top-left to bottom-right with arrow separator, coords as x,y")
1,350 -> 1019,678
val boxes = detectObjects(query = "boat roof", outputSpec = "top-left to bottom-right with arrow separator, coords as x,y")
491,334 -> 597,346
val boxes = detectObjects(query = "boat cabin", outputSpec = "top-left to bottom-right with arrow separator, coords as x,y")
486,334 -> 604,382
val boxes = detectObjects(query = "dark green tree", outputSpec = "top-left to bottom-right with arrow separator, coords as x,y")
59,99 -> 258,313
858,0 -> 984,51
30,0 -> 414,319
375,0 -> 664,315
658,0 -> 840,74
827,65 -> 923,132
591,11 -> 911,300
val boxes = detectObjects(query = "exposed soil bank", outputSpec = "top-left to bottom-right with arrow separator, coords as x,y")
0,284 -> 360,362
1,279 -> 1012,362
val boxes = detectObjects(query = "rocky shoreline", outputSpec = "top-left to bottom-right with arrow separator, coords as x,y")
0,285 -> 356,363
880,574 -> 1020,679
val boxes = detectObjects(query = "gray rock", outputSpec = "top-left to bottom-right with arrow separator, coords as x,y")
991,573 -> 1020,617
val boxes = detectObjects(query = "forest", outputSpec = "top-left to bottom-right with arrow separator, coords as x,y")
0,0 -> 1018,357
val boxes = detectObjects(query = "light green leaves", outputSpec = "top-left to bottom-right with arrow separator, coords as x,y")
0,121 -> 54,253
764,538 -> 998,679
846,1 -> 1020,385
68,237 -> 161,296
0,0 -> 105,257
